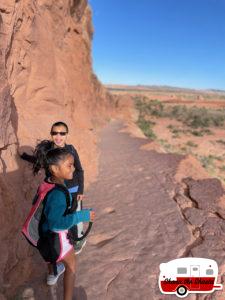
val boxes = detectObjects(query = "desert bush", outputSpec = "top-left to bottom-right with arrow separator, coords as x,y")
186,141 -> 198,148
136,98 -> 164,117
199,155 -> 223,170
187,107 -> 224,128
199,155 -> 215,169
159,139 -> 174,151
216,139 -> 225,145
170,105 -> 188,121
190,128 -> 212,136
168,106 -> 225,128
135,98 -> 225,129
147,100 -> 164,117
136,115 -> 156,140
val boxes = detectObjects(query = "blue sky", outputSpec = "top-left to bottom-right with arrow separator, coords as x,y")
90,0 -> 225,90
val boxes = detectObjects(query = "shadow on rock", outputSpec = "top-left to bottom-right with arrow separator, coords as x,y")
1,145 -> 50,299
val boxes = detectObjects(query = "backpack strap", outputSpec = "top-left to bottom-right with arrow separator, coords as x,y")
53,184 -> 72,216
40,183 -> 73,217
74,222 -> 93,241
38,185 -> 58,239
43,183 -> 93,242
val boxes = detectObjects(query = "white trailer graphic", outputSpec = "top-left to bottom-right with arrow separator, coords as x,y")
159,257 -> 223,298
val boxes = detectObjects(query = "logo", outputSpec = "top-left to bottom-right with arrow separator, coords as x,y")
158,257 -> 223,298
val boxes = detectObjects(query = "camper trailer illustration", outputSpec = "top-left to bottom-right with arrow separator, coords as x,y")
159,257 -> 223,298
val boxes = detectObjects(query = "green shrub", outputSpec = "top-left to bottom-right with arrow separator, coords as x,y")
216,139 -> 225,145
190,128 -> 212,136
199,155 -> 215,169
199,155 -> 223,170
135,98 -> 225,129
136,116 -> 156,140
186,141 -> 198,148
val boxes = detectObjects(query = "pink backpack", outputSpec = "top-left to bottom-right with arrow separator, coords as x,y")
22,181 -> 92,248
22,181 -> 56,246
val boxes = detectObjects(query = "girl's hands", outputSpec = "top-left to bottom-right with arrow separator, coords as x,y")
77,194 -> 85,201
90,211 -> 95,222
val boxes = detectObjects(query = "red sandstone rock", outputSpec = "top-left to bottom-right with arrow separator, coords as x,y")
0,1 -> 116,298
1,2 -> 225,300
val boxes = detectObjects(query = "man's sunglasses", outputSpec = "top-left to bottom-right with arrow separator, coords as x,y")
51,131 -> 68,136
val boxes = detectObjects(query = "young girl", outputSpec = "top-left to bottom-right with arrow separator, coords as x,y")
34,143 -> 95,300
21,121 -> 84,206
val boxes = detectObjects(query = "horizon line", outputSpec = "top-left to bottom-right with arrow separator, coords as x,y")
103,83 -> 225,93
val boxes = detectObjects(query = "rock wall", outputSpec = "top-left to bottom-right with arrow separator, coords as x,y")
0,0 -> 115,298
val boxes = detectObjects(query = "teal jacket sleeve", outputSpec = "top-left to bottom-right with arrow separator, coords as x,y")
44,189 -> 90,231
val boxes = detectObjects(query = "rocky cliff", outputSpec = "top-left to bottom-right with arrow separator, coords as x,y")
2,2 -> 225,300
0,1 -> 115,298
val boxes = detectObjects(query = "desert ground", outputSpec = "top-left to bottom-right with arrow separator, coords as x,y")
107,85 -> 225,185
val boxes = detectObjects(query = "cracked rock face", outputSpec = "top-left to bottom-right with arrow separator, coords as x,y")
0,1 -> 115,298
184,178 -> 224,211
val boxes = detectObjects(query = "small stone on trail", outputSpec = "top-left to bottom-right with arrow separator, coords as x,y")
103,207 -> 116,214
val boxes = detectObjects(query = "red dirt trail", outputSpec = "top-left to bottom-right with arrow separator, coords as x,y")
17,120 -> 225,300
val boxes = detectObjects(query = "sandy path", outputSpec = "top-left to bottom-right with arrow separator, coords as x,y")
75,121 -> 192,300
17,120 -> 225,300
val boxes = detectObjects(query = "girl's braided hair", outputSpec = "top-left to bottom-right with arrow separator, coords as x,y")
33,140 -> 71,176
